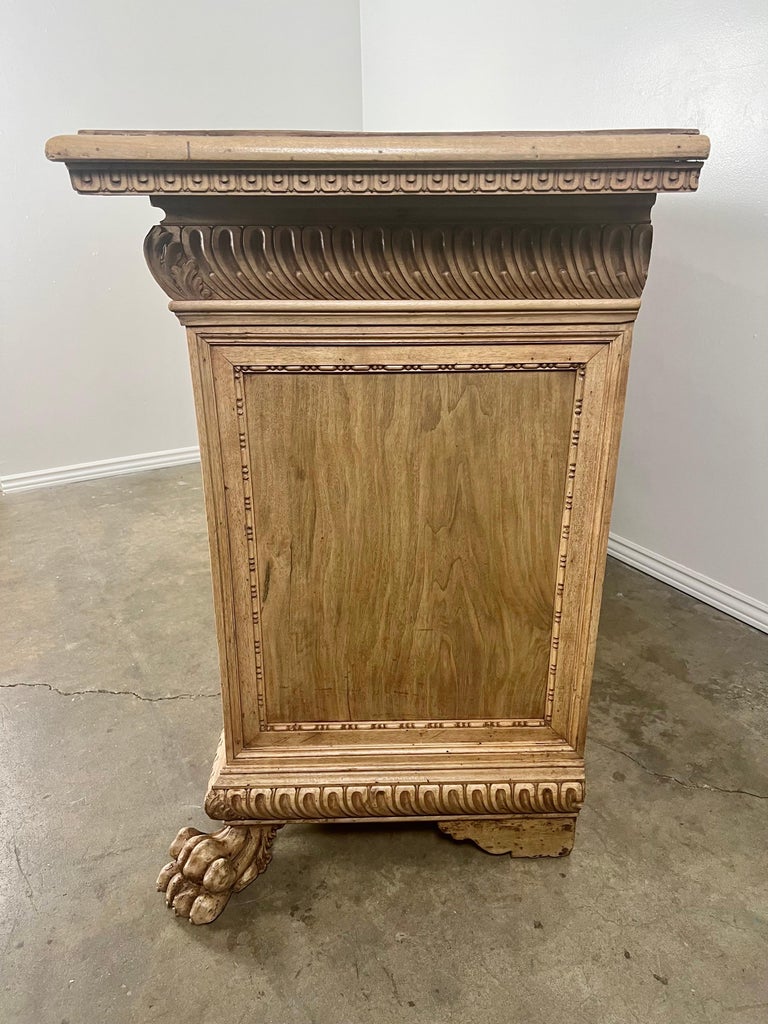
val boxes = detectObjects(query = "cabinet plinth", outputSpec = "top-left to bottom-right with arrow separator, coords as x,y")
47,129 -> 709,923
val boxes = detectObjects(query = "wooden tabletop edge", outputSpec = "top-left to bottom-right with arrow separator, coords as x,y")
44,130 -> 711,165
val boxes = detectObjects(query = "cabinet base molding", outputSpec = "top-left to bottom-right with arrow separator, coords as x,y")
156,749 -> 583,923
156,823 -> 282,925
438,815 -> 576,857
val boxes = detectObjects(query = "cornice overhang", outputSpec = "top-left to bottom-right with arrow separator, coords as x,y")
46,129 -> 710,197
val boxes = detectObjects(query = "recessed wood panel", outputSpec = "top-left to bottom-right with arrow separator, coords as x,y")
244,368 -> 575,725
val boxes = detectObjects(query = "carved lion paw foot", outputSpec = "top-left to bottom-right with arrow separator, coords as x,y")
156,823 -> 281,925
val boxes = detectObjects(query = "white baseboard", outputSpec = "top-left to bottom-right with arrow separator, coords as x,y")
0,446 -> 201,494
607,533 -> 768,634
3,448 -> 765,634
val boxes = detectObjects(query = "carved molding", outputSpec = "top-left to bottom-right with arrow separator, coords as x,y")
263,718 -> 545,731
144,222 -> 652,303
205,779 -> 585,820
232,362 -> 586,374
73,163 -> 700,197
545,367 -> 585,722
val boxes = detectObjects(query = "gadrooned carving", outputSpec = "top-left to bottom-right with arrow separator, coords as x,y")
72,164 -> 700,196
205,779 -> 585,820
144,222 -> 652,302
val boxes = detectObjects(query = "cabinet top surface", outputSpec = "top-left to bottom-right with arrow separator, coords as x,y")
47,128 -> 709,164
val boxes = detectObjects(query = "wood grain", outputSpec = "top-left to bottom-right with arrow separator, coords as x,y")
245,367 -> 575,725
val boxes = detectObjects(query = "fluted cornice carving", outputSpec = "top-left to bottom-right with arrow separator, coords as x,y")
144,222 -> 652,302
205,778 -> 585,821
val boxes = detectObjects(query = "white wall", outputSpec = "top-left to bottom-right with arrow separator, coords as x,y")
3,1 -> 765,622
360,0 -> 768,613
0,0 -> 362,479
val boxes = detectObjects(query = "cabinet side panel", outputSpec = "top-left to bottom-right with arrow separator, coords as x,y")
245,368 -> 575,726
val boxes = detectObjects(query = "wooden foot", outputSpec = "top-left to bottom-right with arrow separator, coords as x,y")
438,816 -> 576,857
157,823 -> 281,925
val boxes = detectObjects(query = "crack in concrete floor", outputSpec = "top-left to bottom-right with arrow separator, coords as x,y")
0,680 -> 219,701
590,736 -> 768,801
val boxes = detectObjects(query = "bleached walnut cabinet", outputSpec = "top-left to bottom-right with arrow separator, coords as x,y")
47,130 -> 709,924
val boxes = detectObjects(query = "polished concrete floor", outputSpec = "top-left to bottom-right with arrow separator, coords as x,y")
1,466 -> 766,1024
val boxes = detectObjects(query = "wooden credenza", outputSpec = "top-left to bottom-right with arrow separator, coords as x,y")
47,130 -> 709,924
